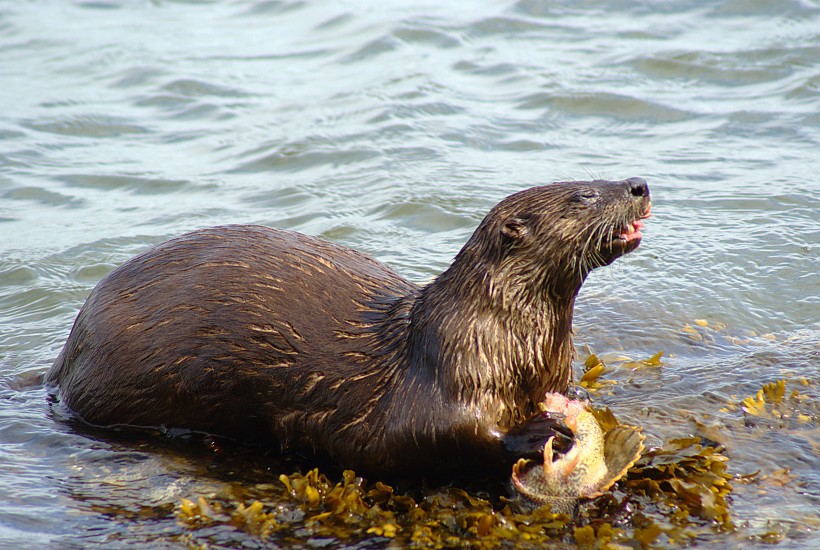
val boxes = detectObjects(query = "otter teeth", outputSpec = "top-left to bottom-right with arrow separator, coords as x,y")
617,219 -> 644,241
622,220 -> 644,234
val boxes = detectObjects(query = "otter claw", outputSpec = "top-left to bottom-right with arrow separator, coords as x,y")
542,436 -> 555,470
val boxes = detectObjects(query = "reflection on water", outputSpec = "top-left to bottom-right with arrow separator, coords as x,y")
0,0 -> 818,547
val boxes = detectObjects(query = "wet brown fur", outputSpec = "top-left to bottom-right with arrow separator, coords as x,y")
47,179 -> 650,477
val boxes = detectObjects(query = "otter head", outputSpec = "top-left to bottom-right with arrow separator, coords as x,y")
450,178 -> 651,304
414,179 -> 651,406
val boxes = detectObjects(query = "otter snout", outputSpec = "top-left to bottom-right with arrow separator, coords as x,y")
625,177 -> 649,200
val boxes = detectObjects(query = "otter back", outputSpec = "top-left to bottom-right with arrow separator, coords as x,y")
48,226 -> 417,445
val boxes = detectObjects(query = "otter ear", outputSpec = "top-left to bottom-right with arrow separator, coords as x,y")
501,217 -> 529,240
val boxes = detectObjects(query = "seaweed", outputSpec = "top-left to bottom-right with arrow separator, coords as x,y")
578,350 -> 663,393
177,468 -> 573,548
176,408 -> 737,548
578,353 -> 615,391
623,436 -> 733,531
720,378 -> 818,428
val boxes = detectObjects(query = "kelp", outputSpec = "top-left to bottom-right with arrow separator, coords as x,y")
578,353 -> 615,391
592,405 -> 734,537
679,318 -> 729,345
178,468 -> 571,548
720,378 -> 818,428
578,350 -> 663,392
176,408 -> 736,548
622,437 -> 733,531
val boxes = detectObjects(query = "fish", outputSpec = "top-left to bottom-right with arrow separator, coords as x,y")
511,393 -> 645,514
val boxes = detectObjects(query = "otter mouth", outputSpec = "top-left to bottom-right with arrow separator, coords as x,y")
608,203 -> 652,256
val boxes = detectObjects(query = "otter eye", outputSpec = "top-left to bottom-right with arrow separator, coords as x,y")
576,189 -> 599,202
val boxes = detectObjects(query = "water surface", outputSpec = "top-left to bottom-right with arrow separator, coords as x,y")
1,0 -> 818,548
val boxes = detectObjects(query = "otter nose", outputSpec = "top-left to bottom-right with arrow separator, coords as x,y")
626,177 -> 649,199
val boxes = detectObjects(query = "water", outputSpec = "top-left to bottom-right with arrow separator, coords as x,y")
1,0 -> 818,547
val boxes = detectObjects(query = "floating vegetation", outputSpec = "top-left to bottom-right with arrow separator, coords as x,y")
620,351 -> 664,370
578,349 -> 664,392
678,317 -> 785,348
623,437 -> 733,531
178,495 -> 279,540
175,404 -> 736,548
679,318 -> 728,345
578,353 -> 615,391
741,379 -> 788,417
721,378 -> 818,428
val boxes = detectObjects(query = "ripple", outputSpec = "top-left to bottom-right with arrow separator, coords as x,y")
367,101 -> 464,124
452,60 -> 521,77
516,90 -> 692,123
21,115 -> 149,138
0,265 -> 36,286
630,50 -> 796,86
160,78 -> 251,99
72,263 -> 116,283
2,186 -> 85,208
785,71 -> 820,100
393,25 -> 461,49
465,15 -> 555,36
109,66 -> 167,89
230,139 -> 380,174
709,0 -> 819,17
340,34 -> 400,63
236,0 -> 309,17
312,12 -> 354,32
56,174 -> 191,195
0,129 -> 27,141
132,88 -> 238,122
369,199 -> 470,233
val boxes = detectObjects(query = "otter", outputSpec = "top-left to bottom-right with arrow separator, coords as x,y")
47,178 -> 650,477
